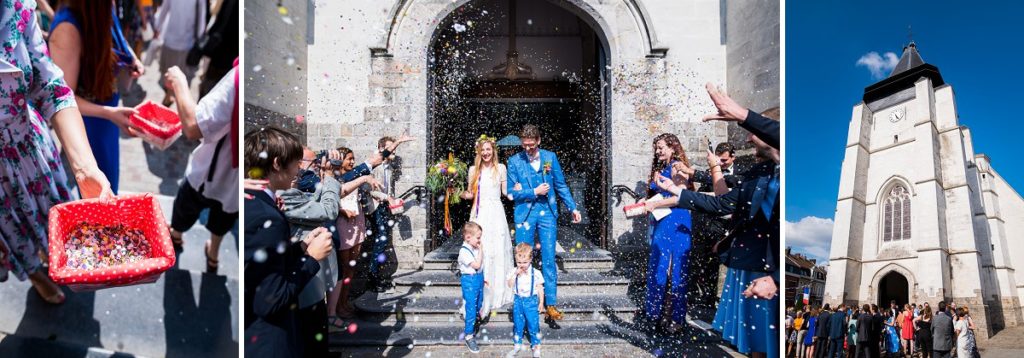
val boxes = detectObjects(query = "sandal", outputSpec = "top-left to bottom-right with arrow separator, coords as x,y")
328,316 -> 347,329
204,240 -> 219,273
169,223 -> 184,252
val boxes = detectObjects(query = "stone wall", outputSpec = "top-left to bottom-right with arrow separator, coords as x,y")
243,0 -> 310,136
724,0 -> 780,149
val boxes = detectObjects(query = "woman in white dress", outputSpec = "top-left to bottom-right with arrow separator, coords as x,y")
461,135 -> 515,316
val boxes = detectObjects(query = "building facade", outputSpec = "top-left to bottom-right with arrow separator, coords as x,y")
786,248 -> 826,308
823,42 -> 1024,339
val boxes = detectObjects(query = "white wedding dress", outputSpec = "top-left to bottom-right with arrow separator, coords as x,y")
469,164 -> 515,315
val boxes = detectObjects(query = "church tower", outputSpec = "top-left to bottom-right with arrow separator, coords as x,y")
823,42 -> 1024,339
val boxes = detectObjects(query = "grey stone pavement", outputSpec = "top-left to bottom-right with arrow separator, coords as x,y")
978,325 -> 1024,358
0,61 -> 239,357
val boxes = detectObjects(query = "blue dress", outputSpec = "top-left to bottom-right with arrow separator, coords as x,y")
50,7 -> 134,194
804,316 -> 816,346
644,161 -> 692,324
885,317 -> 901,353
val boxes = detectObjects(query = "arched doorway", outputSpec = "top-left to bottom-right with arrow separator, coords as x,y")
426,0 -> 611,250
877,271 -> 909,307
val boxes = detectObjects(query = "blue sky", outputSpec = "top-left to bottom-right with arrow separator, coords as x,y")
785,1 -> 1024,261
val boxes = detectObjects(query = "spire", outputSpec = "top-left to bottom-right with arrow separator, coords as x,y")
887,42 -> 925,78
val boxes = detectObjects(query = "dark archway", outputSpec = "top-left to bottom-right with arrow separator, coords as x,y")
426,0 -> 611,251
878,271 -> 909,307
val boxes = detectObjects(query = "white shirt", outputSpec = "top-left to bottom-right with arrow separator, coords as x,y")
184,68 -> 238,212
154,0 -> 207,51
457,244 -> 481,275
507,267 -> 544,297
529,153 -> 541,172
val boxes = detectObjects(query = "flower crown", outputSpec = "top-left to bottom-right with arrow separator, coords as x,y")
476,134 -> 496,145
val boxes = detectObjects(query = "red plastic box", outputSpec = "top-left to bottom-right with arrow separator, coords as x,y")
131,100 -> 182,150
48,193 -> 176,292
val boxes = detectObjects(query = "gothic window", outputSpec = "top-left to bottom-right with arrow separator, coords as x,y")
883,184 -> 911,241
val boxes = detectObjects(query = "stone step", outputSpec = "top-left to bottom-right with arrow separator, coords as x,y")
329,318 -> 722,347
391,270 -> 629,293
353,289 -> 639,323
422,236 -> 615,271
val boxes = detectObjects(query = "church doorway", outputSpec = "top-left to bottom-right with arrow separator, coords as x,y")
426,0 -> 611,250
877,271 -> 910,307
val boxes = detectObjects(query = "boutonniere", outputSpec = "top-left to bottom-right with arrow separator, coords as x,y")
543,161 -> 552,174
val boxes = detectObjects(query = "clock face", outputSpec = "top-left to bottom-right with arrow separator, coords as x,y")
889,107 -> 905,123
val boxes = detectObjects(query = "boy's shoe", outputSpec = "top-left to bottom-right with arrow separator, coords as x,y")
532,346 -> 541,357
545,306 -> 564,320
465,337 -> 480,353
506,344 -> 522,358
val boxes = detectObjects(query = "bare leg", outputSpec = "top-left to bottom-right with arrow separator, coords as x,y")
28,270 -> 65,304
326,249 -> 344,317
206,234 -> 224,261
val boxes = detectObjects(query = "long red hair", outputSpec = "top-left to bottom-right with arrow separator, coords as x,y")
649,133 -> 694,195
60,0 -> 116,101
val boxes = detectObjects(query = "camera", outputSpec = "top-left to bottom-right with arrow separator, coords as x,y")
316,150 -> 343,167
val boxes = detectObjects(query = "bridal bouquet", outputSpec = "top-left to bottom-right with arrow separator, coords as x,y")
426,153 -> 468,234
426,153 -> 468,203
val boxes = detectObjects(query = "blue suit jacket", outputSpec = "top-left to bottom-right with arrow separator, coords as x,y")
506,149 -> 577,224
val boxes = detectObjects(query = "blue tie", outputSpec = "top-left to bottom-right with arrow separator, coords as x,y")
760,166 -> 779,220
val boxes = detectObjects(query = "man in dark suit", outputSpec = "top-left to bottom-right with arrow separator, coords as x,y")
931,301 -> 955,358
871,304 -> 885,358
243,127 -> 335,358
815,304 -> 833,358
856,304 -> 873,358
828,304 -> 847,358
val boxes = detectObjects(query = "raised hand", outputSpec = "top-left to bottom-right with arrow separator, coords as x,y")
702,82 -> 749,123
706,149 -> 719,170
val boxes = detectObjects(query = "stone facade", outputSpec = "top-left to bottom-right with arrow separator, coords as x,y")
824,48 -> 1024,339
245,1 -> 778,270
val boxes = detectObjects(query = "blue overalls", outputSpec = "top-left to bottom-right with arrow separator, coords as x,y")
512,267 -> 542,347
460,246 -> 484,338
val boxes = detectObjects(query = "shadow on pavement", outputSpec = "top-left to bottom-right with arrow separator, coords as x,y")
0,287 -> 102,357
162,265 -> 237,358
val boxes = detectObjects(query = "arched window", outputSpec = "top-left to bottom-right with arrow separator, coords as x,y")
883,185 -> 911,241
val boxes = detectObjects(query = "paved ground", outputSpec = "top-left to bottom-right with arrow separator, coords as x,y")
978,325 -> 1024,358
0,57 -> 238,357
335,342 -> 745,357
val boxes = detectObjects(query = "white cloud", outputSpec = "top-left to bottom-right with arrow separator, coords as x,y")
856,51 -> 900,79
786,216 -> 834,263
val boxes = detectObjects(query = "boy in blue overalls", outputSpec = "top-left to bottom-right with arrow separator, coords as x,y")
507,243 -> 544,357
458,221 -> 485,353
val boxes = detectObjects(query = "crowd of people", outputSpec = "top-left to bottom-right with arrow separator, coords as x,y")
785,300 -> 979,358
241,82 -> 781,357
0,0 -> 238,306
242,128 -> 411,357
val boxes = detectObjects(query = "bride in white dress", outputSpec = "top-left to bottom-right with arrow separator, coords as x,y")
461,136 -> 515,316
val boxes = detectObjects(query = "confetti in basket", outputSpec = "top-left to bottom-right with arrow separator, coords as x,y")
47,193 -> 176,292
131,100 -> 182,150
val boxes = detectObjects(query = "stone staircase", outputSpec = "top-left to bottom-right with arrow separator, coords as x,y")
330,230 -> 727,352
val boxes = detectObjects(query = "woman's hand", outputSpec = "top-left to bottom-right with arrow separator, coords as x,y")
131,58 -> 145,78
706,149 -> 719,170
244,179 -> 269,191
655,175 -> 682,195
163,66 -> 188,91
75,166 -> 114,201
103,106 -> 139,137
742,276 -> 778,300
460,191 -> 474,200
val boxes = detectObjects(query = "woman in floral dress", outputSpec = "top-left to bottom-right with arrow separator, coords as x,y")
1,0 -> 114,304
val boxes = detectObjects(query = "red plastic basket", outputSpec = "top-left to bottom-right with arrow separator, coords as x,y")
48,193 -> 176,291
131,100 -> 182,150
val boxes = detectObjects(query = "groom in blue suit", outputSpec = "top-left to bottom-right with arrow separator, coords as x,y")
506,124 -> 582,321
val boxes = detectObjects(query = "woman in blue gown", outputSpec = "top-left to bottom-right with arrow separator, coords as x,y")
49,0 -> 144,194
643,133 -> 694,334
804,308 -> 818,358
